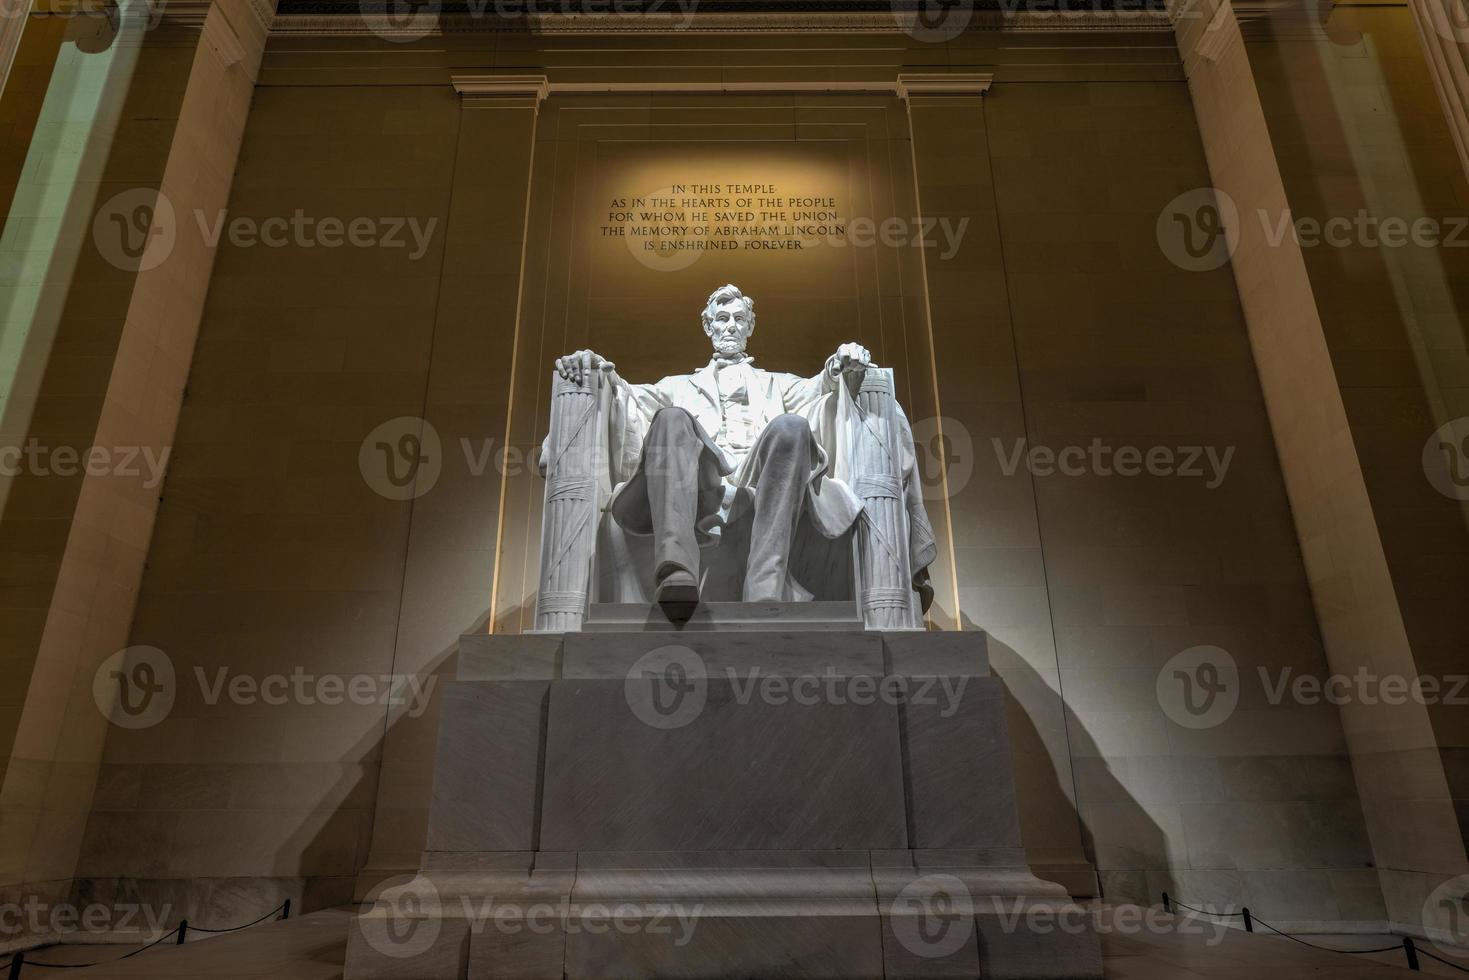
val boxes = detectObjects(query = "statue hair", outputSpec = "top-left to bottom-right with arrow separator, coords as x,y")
701,284 -> 755,331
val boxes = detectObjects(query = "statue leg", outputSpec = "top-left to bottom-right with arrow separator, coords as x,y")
743,413 -> 815,603
642,407 -> 706,599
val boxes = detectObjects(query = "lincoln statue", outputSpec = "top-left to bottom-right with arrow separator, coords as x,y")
542,283 -> 936,618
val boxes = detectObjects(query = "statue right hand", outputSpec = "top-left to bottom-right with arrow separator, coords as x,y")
555,349 -> 614,385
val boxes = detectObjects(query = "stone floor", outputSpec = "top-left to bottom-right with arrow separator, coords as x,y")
8,906 -> 1463,978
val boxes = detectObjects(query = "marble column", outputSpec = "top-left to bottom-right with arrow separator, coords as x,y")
0,0 -> 273,943
1409,0 -> 1469,180
1177,0 -> 1469,933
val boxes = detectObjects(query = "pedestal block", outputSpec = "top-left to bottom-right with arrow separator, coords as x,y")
345,622 -> 1101,979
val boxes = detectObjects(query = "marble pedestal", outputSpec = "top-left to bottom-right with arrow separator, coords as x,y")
345,615 -> 1102,979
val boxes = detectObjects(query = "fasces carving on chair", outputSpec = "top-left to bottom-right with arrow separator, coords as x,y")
536,284 -> 936,631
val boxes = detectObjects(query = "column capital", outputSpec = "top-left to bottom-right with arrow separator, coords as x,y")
451,74 -> 550,109
896,72 -> 994,102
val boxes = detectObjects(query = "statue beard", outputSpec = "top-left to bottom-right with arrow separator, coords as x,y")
711,334 -> 748,360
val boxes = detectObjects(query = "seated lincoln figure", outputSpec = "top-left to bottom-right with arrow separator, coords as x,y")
552,283 -> 935,613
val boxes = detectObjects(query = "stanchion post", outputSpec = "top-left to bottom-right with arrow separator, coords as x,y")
1162,892 -> 1171,914
177,919 -> 188,944
1241,907 -> 1253,933
281,899 -> 291,920
1403,936 -> 1420,970
8,951 -> 22,980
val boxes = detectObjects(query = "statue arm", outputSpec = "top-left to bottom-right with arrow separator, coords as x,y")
781,342 -> 874,412
605,369 -> 669,483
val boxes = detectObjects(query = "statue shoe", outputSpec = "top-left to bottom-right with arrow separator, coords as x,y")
654,568 -> 700,606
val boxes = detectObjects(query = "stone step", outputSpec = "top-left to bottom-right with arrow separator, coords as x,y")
583,600 -> 864,632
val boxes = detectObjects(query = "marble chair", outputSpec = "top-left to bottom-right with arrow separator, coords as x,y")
533,366 -> 925,631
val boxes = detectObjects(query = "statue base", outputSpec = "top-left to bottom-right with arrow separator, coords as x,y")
345,625 -> 1102,979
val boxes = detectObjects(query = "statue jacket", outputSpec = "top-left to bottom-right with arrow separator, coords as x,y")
571,356 -> 937,609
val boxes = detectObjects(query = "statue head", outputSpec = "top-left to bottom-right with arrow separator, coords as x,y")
701,284 -> 756,358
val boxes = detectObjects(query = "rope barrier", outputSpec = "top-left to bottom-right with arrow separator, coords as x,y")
8,899 -> 290,974
187,900 -> 290,934
1162,891 -> 1469,972
13,927 -> 180,970
1167,898 -> 1244,918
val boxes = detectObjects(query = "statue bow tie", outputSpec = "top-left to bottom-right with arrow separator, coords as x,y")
711,353 -> 753,368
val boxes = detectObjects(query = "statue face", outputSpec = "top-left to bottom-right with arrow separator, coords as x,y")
704,298 -> 754,357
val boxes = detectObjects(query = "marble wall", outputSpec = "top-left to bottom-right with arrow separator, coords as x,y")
8,9 -> 1465,944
